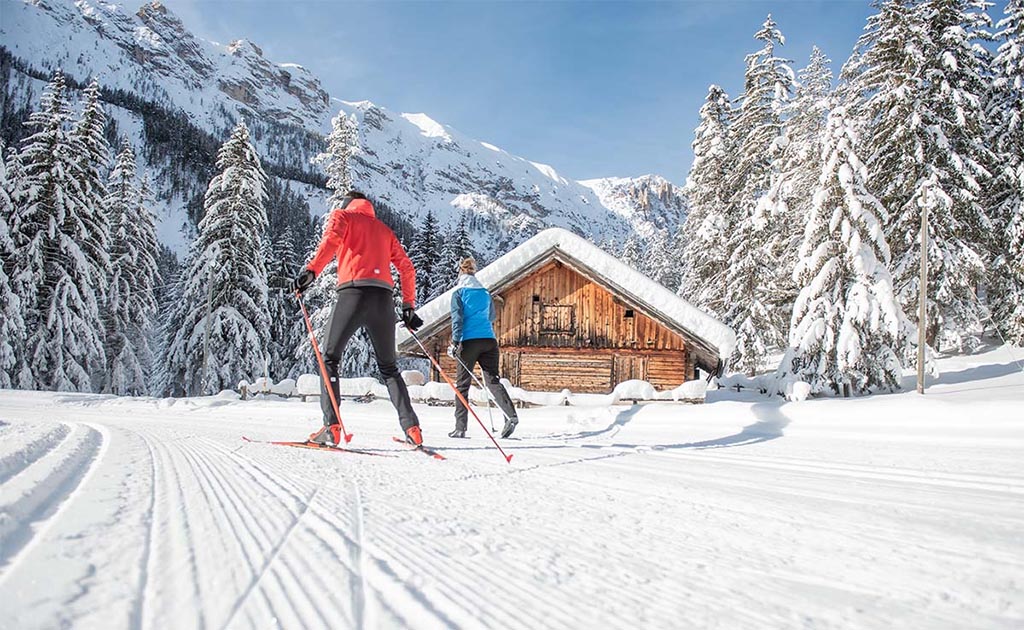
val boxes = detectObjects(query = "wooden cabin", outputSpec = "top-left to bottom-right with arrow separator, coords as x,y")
396,228 -> 735,394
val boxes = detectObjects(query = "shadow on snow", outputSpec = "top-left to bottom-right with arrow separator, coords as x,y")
913,361 -> 1023,388
447,401 -> 792,476
588,401 -> 790,452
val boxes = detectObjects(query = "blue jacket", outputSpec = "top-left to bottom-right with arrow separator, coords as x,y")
451,274 -> 496,342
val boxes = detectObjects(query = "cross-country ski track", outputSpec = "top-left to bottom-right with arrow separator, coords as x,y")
1,347 -> 1022,629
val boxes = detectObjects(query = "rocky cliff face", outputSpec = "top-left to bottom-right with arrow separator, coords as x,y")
581,175 -> 688,236
1,0 -> 686,259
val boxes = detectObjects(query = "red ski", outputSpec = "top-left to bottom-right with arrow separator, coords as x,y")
392,437 -> 446,460
242,436 -> 396,458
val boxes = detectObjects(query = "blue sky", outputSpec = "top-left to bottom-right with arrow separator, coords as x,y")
158,1 -> 890,182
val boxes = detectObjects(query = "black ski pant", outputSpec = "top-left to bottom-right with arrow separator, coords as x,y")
320,286 -> 419,432
453,338 -> 518,432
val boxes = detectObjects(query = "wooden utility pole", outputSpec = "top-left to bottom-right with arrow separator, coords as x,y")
917,188 -> 929,395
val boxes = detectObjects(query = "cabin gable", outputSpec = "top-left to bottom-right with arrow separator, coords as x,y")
494,260 -> 687,352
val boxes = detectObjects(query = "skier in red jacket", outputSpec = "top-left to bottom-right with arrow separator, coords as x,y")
292,191 -> 425,446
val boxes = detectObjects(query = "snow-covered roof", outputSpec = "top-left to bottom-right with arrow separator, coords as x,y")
396,228 -> 736,361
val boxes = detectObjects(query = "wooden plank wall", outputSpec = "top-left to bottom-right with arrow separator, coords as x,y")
496,261 -> 687,351
646,353 -> 688,391
514,349 -> 614,392
495,348 -> 688,393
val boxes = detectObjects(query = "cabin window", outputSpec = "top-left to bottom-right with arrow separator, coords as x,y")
540,303 -> 576,334
532,295 -> 541,303
624,309 -> 635,318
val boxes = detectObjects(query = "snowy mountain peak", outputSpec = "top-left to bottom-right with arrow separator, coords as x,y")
227,38 -> 263,58
580,175 -> 687,233
530,161 -> 568,184
217,35 -> 329,119
135,2 -> 187,37
133,1 -> 216,85
401,113 -> 453,141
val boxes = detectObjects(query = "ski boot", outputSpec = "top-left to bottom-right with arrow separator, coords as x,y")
501,416 -> 519,439
448,429 -> 467,439
309,424 -> 341,446
405,425 -> 423,446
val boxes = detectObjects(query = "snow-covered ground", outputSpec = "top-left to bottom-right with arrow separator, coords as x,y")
1,346 -> 1022,629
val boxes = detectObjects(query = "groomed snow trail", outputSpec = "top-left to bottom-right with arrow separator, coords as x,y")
0,348 -> 1022,629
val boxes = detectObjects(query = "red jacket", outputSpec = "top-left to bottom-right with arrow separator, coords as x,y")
306,198 -> 417,307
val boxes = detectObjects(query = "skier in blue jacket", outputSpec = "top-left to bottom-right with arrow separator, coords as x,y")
448,257 -> 519,439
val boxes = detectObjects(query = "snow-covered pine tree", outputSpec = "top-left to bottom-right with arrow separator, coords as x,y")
0,143 -> 27,388
764,47 -> 834,325
452,210 -> 474,264
779,106 -> 906,395
312,110 -> 358,198
909,0 -> 995,349
267,225 -> 303,379
620,233 -> 642,270
436,218 -> 459,293
3,145 -> 27,218
72,79 -> 112,328
724,15 -> 795,374
730,15 -> 794,213
840,0 -> 918,118
2,145 -> 32,389
411,209 -> 442,303
104,140 -> 136,392
679,85 -> 734,316
104,141 -> 160,395
263,179 -> 313,380
989,0 -> 1024,343
843,0 -> 995,351
787,47 -> 834,209
725,213 -> 782,376
596,236 -> 619,258
16,71 -> 108,391
150,237 -> 182,397
162,120 -> 271,396
629,228 -> 680,289
137,173 -> 163,394
438,210 -> 475,291
649,228 -> 682,290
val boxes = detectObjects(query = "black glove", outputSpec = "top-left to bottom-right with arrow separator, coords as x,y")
447,342 -> 461,358
292,269 -> 315,294
401,305 -> 424,331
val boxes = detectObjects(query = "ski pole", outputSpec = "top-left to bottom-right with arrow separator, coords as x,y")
406,327 -> 513,464
297,292 -> 353,443
449,346 -> 515,431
